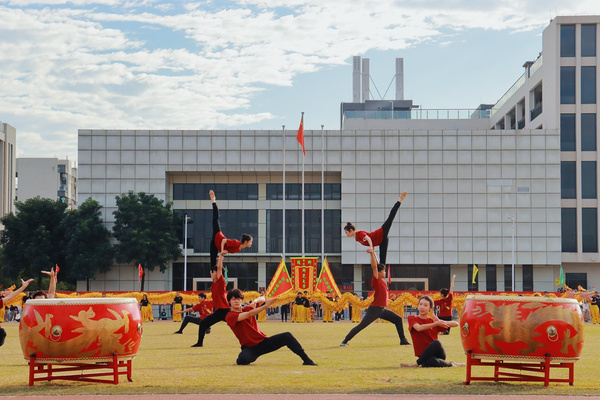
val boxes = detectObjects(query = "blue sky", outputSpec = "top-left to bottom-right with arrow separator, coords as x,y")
1,0 -> 600,161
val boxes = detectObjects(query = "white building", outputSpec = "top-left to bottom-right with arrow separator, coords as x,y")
16,158 -> 78,209
0,121 -> 17,224
77,15 -> 599,294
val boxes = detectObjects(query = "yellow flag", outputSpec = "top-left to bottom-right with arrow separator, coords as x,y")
472,265 -> 479,284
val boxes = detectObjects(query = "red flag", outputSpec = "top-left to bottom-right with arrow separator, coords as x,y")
296,112 -> 305,156
55,264 -> 60,283
138,264 -> 144,281
265,259 -> 293,298
316,258 -> 342,298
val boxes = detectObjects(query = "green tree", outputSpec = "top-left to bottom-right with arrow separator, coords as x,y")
0,197 -> 67,286
63,198 -> 114,291
112,191 -> 182,291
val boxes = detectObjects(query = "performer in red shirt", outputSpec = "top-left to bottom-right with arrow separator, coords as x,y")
340,249 -> 410,347
402,295 -> 462,368
225,289 -> 317,366
434,274 -> 455,335
190,253 -> 231,347
209,190 -> 253,268
173,292 -> 213,338
344,192 -> 407,265
0,278 -> 33,347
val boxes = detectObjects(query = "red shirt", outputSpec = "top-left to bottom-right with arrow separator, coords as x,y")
408,315 -> 447,356
226,305 -> 268,347
211,275 -> 229,310
214,232 -> 242,254
355,228 -> 384,247
434,294 -> 453,318
371,276 -> 388,307
192,300 -> 213,319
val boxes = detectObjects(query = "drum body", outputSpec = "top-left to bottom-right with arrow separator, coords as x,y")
19,298 -> 142,362
460,295 -> 584,362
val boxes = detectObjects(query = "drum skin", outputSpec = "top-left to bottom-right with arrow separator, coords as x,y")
19,298 -> 142,362
460,295 -> 584,362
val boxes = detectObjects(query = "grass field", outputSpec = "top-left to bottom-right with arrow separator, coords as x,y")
1,318 -> 599,395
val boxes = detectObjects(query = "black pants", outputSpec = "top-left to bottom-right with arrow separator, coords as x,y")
417,340 -> 452,367
281,307 -> 288,322
236,332 -> 312,365
379,201 -> 401,265
438,315 -> 452,334
177,316 -> 210,334
210,203 -> 222,268
343,305 -> 407,343
196,308 -> 230,346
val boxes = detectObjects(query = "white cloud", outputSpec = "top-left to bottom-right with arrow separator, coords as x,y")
2,1 -> 600,159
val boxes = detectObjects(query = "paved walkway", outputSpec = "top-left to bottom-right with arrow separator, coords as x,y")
2,395 -> 599,400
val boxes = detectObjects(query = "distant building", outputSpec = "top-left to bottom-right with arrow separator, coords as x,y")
78,15 -> 600,293
16,158 -> 77,209
0,121 -> 17,223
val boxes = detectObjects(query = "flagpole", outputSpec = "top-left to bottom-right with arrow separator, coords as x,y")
321,124 -> 325,264
301,112 -> 305,257
282,125 -> 286,260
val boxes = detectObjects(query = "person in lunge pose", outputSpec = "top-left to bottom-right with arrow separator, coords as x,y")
209,190 -> 253,268
401,295 -> 463,368
344,192 -> 407,265
190,253 -> 230,347
225,288 -> 317,366
340,248 -> 410,347
174,292 -> 213,336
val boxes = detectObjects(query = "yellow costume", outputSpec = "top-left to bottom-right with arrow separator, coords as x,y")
351,304 -> 362,322
591,304 -> 600,324
258,308 -> 267,322
172,303 -> 183,322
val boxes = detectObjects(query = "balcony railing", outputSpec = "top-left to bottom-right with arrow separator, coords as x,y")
530,103 -> 543,121
343,108 -> 490,121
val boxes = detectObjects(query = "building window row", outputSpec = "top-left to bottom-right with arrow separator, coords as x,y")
560,66 -> 597,105
266,183 -> 342,200
561,207 -> 599,253
561,23 -> 597,58
173,183 -> 258,201
560,160 -> 597,199
561,113 -> 597,151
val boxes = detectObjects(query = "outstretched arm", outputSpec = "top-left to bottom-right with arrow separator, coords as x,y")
3,278 -> 34,303
215,253 -> 224,279
367,248 -> 379,278
236,297 -> 277,322
449,274 -> 456,295
41,268 -> 56,299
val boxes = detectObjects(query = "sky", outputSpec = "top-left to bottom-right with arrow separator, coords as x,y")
2,1 -> 600,163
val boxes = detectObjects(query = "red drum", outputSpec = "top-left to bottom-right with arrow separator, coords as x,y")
460,295 -> 584,362
19,298 -> 142,362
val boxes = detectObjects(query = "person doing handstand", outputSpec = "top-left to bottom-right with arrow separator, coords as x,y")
209,189 -> 252,268
344,192 -> 406,265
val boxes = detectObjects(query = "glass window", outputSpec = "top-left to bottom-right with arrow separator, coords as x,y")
582,161 -> 597,199
581,24 -> 597,57
565,273 -> 587,290
561,208 -> 577,252
560,114 -> 576,151
504,264 -> 513,291
560,67 -> 576,104
582,208 -> 598,253
581,114 -> 597,151
560,24 -> 576,57
522,264 -> 533,291
266,209 -> 341,254
485,264 -> 496,291
561,161 -> 576,199
582,66 -> 597,104
266,183 -> 341,200
172,183 -> 258,201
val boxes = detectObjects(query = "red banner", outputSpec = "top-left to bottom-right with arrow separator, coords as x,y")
316,258 -> 342,298
291,257 -> 317,292
265,259 -> 293,298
